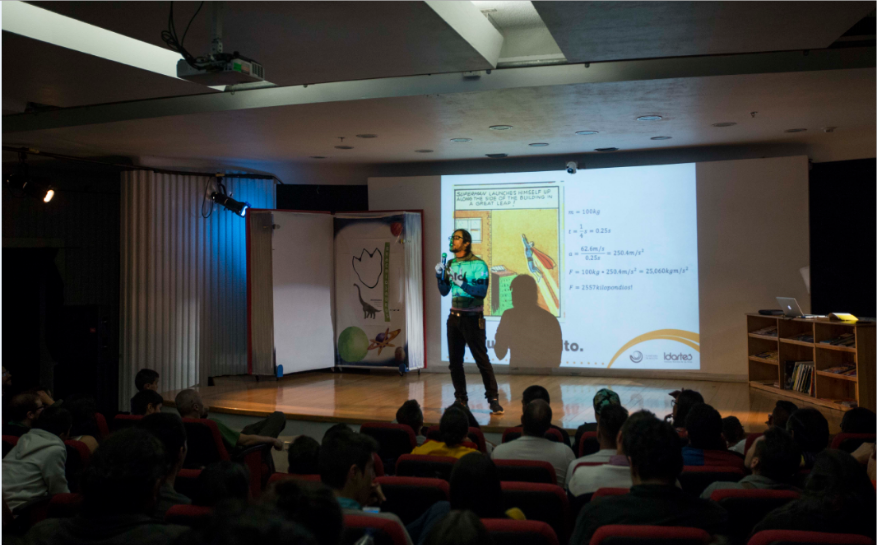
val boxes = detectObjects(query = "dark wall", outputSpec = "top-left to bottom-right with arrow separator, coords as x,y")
809,158 -> 876,317
2,162 -> 121,413
276,184 -> 368,212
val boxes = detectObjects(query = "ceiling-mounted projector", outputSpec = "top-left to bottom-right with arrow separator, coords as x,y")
177,53 -> 264,86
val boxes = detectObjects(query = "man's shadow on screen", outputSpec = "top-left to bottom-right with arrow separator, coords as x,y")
494,275 -> 563,368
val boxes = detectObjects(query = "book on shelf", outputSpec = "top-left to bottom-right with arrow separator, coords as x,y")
752,325 -> 778,336
823,365 -> 856,375
787,333 -> 814,343
818,332 -> 855,347
785,360 -> 814,394
753,350 -> 779,361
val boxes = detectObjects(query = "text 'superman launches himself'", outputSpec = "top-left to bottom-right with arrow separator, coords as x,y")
436,229 -> 504,415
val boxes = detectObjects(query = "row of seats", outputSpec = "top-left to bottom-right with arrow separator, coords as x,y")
36,491 -> 865,545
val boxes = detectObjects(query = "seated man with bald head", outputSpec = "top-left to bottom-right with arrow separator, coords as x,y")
174,388 -> 285,455
491,399 -> 575,484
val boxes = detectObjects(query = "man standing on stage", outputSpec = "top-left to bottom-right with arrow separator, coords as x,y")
436,229 -> 504,415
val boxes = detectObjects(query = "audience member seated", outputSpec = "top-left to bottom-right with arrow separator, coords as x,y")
323,423 -> 353,442
63,395 -> 101,453
522,385 -> 572,448
174,501 -> 317,545
682,403 -> 746,470
287,436 -> 321,475
411,407 -> 478,459
131,390 -> 164,417
319,427 -> 413,545
131,368 -> 160,413
567,410 -> 653,498
722,416 -> 747,454
492,400 -> 575,484
783,408 -> 829,470
407,452 -> 524,545
24,428 -> 188,545
3,392 -> 44,438
422,509 -> 493,545
569,414 -> 728,545
261,478 -> 343,545
840,407 -> 876,434
752,449 -> 877,541
701,427 -> 802,498
139,413 -> 191,517
574,388 -> 621,445
174,389 -> 285,455
2,405 -> 72,510
565,404 -> 629,486
669,389 -> 704,434
744,401 -> 802,468
192,461 -> 251,506
395,400 -> 428,446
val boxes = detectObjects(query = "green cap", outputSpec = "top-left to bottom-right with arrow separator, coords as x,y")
593,388 -> 620,416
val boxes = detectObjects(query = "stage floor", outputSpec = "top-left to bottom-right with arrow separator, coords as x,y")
164,370 -> 845,434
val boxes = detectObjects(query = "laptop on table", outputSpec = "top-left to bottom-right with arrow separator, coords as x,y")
776,297 -> 821,319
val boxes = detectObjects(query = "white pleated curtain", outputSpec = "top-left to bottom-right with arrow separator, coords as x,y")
119,171 -> 275,409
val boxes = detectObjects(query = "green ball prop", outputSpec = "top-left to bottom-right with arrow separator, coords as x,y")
338,327 -> 369,363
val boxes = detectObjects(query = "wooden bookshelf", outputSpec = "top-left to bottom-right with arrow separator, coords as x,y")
746,314 -> 875,412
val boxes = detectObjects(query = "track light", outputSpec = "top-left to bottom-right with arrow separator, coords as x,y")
211,191 -> 249,217
5,172 -> 54,203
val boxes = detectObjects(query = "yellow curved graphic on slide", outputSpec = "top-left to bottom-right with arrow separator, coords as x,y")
606,329 -> 700,368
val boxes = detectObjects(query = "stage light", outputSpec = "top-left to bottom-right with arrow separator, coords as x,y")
211,191 -> 249,217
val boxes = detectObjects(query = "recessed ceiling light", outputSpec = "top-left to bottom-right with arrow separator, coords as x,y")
821,127 -> 837,133
450,138 -> 472,143
486,153 -> 508,158
415,149 -> 433,153
636,115 -> 663,122
595,147 -> 619,152
575,130 -> 599,136
529,143 -> 549,147
334,146 -> 354,150
355,134 -> 378,139
784,128 -> 807,133
310,156 -> 327,159
712,122 -> 737,128
489,125 -> 513,131
650,136 -> 672,141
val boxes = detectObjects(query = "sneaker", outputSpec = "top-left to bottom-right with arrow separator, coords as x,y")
489,399 -> 504,415
454,398 -> 469,409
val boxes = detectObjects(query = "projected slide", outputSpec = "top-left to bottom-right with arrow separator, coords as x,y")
440,163 -> 699,370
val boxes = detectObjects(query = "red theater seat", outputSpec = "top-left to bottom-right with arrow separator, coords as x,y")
591,524 -> 711,545
395,454 -> 456,480
181,418 -> 269,498
748,530 -> 875,545
2,435 -> 19,458
165,505 -> 213,527
577,431 -> 600,457
343,514 -> 409,545
592,487 -> 629,500
482,518 -> 559,545
679,466 -> 745,497
830,433 -> 876,453
268,473 -> 322,485
63,440 -> 92,493
710,489 -> 800,544
375,476 -> 450,525
94,413 -> 109,440
744,433 -> 762,454
110,414 -> 143,432
360,423 -> 416,472
500,481 -> 569,544
494,459 -> 557,485
46,493 -> 84,518
175,468 -> 202,499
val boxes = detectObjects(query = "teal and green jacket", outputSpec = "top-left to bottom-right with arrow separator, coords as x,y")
437,254 -> 489,310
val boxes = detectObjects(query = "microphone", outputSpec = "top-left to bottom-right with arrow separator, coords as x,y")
441,252 -> 447,267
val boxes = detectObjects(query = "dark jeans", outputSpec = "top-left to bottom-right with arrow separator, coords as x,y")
447,312 -> 498,401
240,411 -> 286,439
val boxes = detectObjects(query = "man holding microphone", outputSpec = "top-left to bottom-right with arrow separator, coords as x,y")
436,229 -> 503,415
